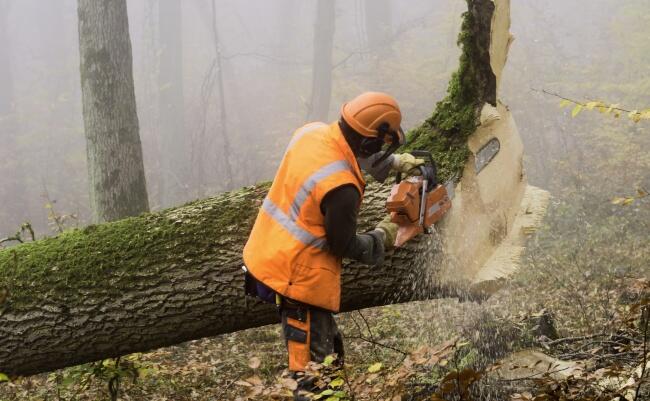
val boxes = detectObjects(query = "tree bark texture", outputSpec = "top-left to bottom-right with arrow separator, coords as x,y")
0,181 -> 450,376
78,0 -> 149,223
158,0 -> 187,207
0,0 -> 499,376
306,0 -> 335,122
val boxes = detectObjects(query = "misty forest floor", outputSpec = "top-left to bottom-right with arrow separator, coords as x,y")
1,203 -> 649,401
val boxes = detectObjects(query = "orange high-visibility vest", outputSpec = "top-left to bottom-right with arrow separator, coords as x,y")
243,122 -> 365,312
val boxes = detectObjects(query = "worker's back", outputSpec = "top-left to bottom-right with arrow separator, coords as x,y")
243,121 -> 365,312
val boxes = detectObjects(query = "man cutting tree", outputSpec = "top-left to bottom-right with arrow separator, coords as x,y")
242,92 -> 423,395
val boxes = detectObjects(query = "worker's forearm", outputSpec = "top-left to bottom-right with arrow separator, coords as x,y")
321,184 -> 386,266
357,152 -> 395,183
342,230 -> 385,266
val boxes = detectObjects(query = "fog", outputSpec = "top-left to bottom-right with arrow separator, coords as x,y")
0,0 -> 648,238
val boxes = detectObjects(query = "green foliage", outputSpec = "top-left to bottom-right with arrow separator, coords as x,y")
559,97 -> 650,123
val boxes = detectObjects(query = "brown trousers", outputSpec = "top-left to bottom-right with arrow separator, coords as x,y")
280,301 -> 344,371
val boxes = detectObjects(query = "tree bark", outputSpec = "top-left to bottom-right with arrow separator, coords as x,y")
306,0 -> 335,122
78,0 -> 149,223
0,181 -> 451,376
0,0 -> 499,377
158,0 -> 187,207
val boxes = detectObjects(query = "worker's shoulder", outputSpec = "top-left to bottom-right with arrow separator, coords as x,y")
291,121 -> 339,149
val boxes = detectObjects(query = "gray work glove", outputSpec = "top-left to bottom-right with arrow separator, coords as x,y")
356,230 -> 385,266
392,153 -> 425,175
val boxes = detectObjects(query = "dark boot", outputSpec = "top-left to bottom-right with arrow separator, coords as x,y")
293,373 -> 318,400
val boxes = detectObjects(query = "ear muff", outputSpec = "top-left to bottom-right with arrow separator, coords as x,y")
369,123 -> 402,167
359,136 -> 385,158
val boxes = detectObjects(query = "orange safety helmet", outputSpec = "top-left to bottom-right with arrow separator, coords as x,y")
341,91 -> 406,144
341,91 -> 406,165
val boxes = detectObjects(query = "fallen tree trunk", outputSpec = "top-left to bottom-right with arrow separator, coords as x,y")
0,182 -> 455,376
0,0 -> 500,376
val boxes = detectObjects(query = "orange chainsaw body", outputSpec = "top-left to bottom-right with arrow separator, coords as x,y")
386,176 -> 452,247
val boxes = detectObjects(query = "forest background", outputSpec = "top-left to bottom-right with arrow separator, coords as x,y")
0,0 -> 648,400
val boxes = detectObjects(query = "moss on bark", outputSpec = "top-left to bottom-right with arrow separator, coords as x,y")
404,0 -> 496,181
0,183 -> 270,311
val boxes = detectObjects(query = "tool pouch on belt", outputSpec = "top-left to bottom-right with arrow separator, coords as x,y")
282,303 -> 311,372
242,266 -> 276,304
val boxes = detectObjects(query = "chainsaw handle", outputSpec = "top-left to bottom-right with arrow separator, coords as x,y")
394,150 -> 437,186
409,150 -> 435,167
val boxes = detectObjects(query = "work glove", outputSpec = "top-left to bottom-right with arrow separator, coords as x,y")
375,214 -> 398,250
358,231 -> 385,267
392,153 -> 425,175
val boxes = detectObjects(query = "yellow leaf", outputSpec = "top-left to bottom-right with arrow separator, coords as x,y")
559,99 -> 572,108
367,362 -> 383,373
611,197 -> 626,205
628,110 -> 641,122
571,104 -> 583,117
0,373 -> 8,382
623,198 -> 635,206
323,355 -> 336,366
585,101 -> 600,110
329,377 -> 344,388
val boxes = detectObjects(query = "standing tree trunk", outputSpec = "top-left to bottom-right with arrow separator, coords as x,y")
363,0 -> 392,53
0,0 -> 11,130
0,0 -> 25,235
209,0 -> 234,189
306,0 -> 335,122
158,0 -> 186,207
78,0 -> 149,223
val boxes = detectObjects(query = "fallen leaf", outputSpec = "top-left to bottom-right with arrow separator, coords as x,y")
280,377 -> 298,391
248,356 -> 261,369
245,375 -> 263,386
367,362 -> 383,373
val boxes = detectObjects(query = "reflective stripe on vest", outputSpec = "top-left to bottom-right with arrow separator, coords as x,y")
262,198 -> 328,250
262,159 -> 352,248
289,159 -> 351,220
286,122 -> 327,151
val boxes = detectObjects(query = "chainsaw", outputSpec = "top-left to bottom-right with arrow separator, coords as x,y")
386,150 -> 454,247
